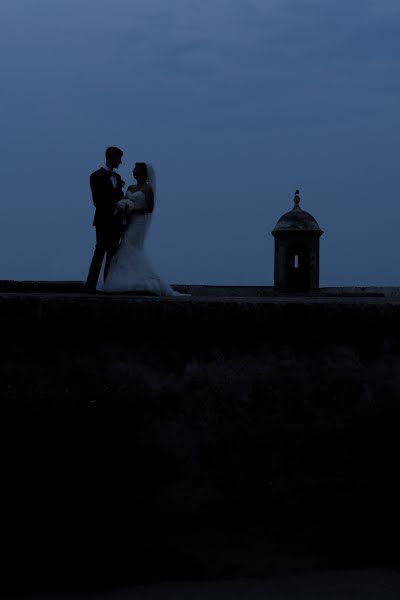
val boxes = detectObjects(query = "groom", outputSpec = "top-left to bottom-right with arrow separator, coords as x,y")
85,146 -> 125,291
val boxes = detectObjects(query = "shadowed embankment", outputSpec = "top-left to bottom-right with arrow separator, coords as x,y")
1,287 -> 400,591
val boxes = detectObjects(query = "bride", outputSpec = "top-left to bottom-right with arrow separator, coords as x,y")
103,162 -> 186,296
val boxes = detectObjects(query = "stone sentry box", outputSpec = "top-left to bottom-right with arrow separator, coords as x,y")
272,190 -> 324,293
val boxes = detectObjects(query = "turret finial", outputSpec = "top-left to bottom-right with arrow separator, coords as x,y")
293,189 -> 300,208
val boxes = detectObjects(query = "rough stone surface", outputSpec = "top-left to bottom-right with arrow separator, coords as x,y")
1,286 -> 400,590
2,279 -> 400,296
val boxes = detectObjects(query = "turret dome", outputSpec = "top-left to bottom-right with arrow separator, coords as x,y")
272,190 -> 323,233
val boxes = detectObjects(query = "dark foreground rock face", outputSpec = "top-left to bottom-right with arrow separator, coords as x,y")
1,292 -> 400,591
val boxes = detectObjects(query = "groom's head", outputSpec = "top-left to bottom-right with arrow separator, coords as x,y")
106,146 -> 123,170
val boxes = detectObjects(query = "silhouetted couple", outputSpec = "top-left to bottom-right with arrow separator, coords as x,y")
85,146 -> 186,296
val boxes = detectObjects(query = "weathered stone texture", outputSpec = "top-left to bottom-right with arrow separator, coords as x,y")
1,292 -> 400,587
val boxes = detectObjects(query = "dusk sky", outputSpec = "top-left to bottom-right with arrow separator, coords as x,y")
1,0 -> 400,286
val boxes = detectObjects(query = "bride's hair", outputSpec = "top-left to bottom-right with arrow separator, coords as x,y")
135,162 -> 148,180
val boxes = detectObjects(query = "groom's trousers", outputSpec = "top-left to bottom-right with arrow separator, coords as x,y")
85,223 -> 121,289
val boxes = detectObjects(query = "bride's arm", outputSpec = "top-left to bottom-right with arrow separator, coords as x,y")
114,198 -> 134,215
127,185 -> 154,214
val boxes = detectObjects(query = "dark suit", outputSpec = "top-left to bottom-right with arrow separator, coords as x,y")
85,167 -> 124,289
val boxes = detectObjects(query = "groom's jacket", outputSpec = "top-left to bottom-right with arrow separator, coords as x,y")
90,167 -> 124,227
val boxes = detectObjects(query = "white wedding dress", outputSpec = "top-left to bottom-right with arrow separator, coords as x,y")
103,190 -> 184,296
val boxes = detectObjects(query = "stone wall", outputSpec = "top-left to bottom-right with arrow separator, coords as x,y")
1,291 -> 400,589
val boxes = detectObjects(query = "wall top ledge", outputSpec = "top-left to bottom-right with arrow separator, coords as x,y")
1,280 -> 400,298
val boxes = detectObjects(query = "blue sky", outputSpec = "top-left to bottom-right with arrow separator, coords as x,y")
1,0 -> 400,285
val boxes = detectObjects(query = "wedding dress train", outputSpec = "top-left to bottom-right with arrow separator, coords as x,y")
103,190 -> 186,296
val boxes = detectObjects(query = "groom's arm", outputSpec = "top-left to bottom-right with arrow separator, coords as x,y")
90,172 -> 104,208
115,175 -> 125,200
90,171 -> 112,209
